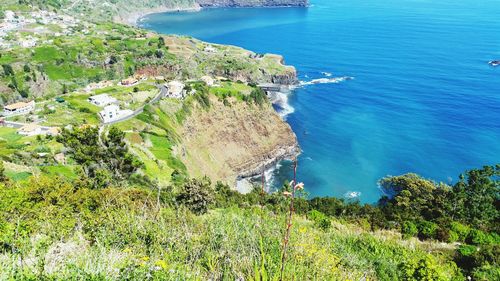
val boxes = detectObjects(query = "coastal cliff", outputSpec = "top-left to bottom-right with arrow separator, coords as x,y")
176,95 -> 299,185
197,0 -> 308,7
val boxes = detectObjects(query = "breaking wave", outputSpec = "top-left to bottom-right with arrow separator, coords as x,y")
344,191 -> 362,199
269,91 -> 294,119
299,76 -> 354,86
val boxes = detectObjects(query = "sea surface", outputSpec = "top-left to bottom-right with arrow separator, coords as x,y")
140,0 -> 500,202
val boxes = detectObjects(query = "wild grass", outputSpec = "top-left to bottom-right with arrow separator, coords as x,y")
0,177 -> 461,280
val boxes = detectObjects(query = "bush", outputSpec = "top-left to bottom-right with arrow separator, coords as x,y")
450,222 -> 470,242
401,254 -> 460,281
307,210 -> 331,231
402,221 -> 418,239
467,229 -> 500,245
418,221 -> 438,240
448,231 -> 460,243
455,244 -> 500,276
79,107 -> 91,113
176,178 -> 214,214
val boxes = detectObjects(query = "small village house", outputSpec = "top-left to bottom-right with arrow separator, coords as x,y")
121,77 -> 139,86
166,81 -> 185,99
88,94 -> 117,107
84,81 -> 113,92
99,104 -> 133,123
201,76 -> 215,86
54,153 -> 66,165
204,45 -> 217,53
46,127 -> 60,136
3,101 -> 35,116
17,123 -> 43,136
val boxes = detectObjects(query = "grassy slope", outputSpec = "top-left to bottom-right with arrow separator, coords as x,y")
0,185 -> 460,280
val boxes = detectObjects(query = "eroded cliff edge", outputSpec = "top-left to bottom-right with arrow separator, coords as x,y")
175,95 -> 299,186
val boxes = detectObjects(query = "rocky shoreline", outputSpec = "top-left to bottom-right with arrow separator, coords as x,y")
235,139 -> 300,193
121,0 -> 308,26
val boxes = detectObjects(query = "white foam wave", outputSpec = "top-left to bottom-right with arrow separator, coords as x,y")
321,72 -> 333,77
268,91 -> 294,118
300,76 -> 354,86
235,161 -> 282,193
345,191 -> 361,199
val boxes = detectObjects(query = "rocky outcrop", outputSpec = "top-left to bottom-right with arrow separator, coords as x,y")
196,0 -> 308,7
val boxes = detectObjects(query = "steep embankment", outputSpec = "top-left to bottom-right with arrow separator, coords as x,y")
177,95 -> 299,185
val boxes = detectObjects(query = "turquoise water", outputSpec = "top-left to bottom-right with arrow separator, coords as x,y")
141,0 -> 500,202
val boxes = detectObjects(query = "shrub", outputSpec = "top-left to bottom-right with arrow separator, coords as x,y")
307,210 -> 331,231
448,231 -> 460,243
176,177 -> 214,214
450,222 -> 470,242
402,221 -> 418,239
401,254 -> 458,281
79,107 -> 91,113
418,221 -> 438,240
467,229 -> 499,245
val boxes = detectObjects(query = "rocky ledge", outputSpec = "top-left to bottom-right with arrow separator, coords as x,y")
197,0 -> 309,8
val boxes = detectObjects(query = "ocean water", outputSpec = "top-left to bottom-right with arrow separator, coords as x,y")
140,0 -> 500,202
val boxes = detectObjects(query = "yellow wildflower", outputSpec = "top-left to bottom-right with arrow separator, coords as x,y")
155,259 -> 168,270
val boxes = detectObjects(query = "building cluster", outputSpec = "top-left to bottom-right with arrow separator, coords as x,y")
88,94 -> 133,123
17,123 -> 60,137
3,101 -> 35,116
84,80 -> 114,93
0,10 -> 81,49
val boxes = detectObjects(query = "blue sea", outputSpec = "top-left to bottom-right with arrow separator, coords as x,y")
140,0 -> 500,202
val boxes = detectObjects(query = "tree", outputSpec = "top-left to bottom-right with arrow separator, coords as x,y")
102,126 -> 142,180
177,177 -> 214,214
378,174 -> 444,223
0,161 -> 9,184
57,126 -> 142,187
23,64 -> 30,73
155,49 -> 163,58
158,36 -> 165,48
451,165 -> 499,230
2,64 -> 14,76
19,89 -> 28,98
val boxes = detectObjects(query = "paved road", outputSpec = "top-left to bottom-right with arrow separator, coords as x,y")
102,84 -> 168,125
4,121 -> 52,130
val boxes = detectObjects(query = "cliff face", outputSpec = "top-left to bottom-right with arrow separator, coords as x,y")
196,0 -> 308,7
176,96 -> 299,185
147,36 -> 299,86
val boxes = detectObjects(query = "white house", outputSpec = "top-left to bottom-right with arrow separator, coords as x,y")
88,94 -> 117,107
17,123 -> 43,136
99,104 -> 133,123
166,81 -> 185,99
3,101 -> 35,116
204,45 -> 217,53
201,76 -> 215,86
